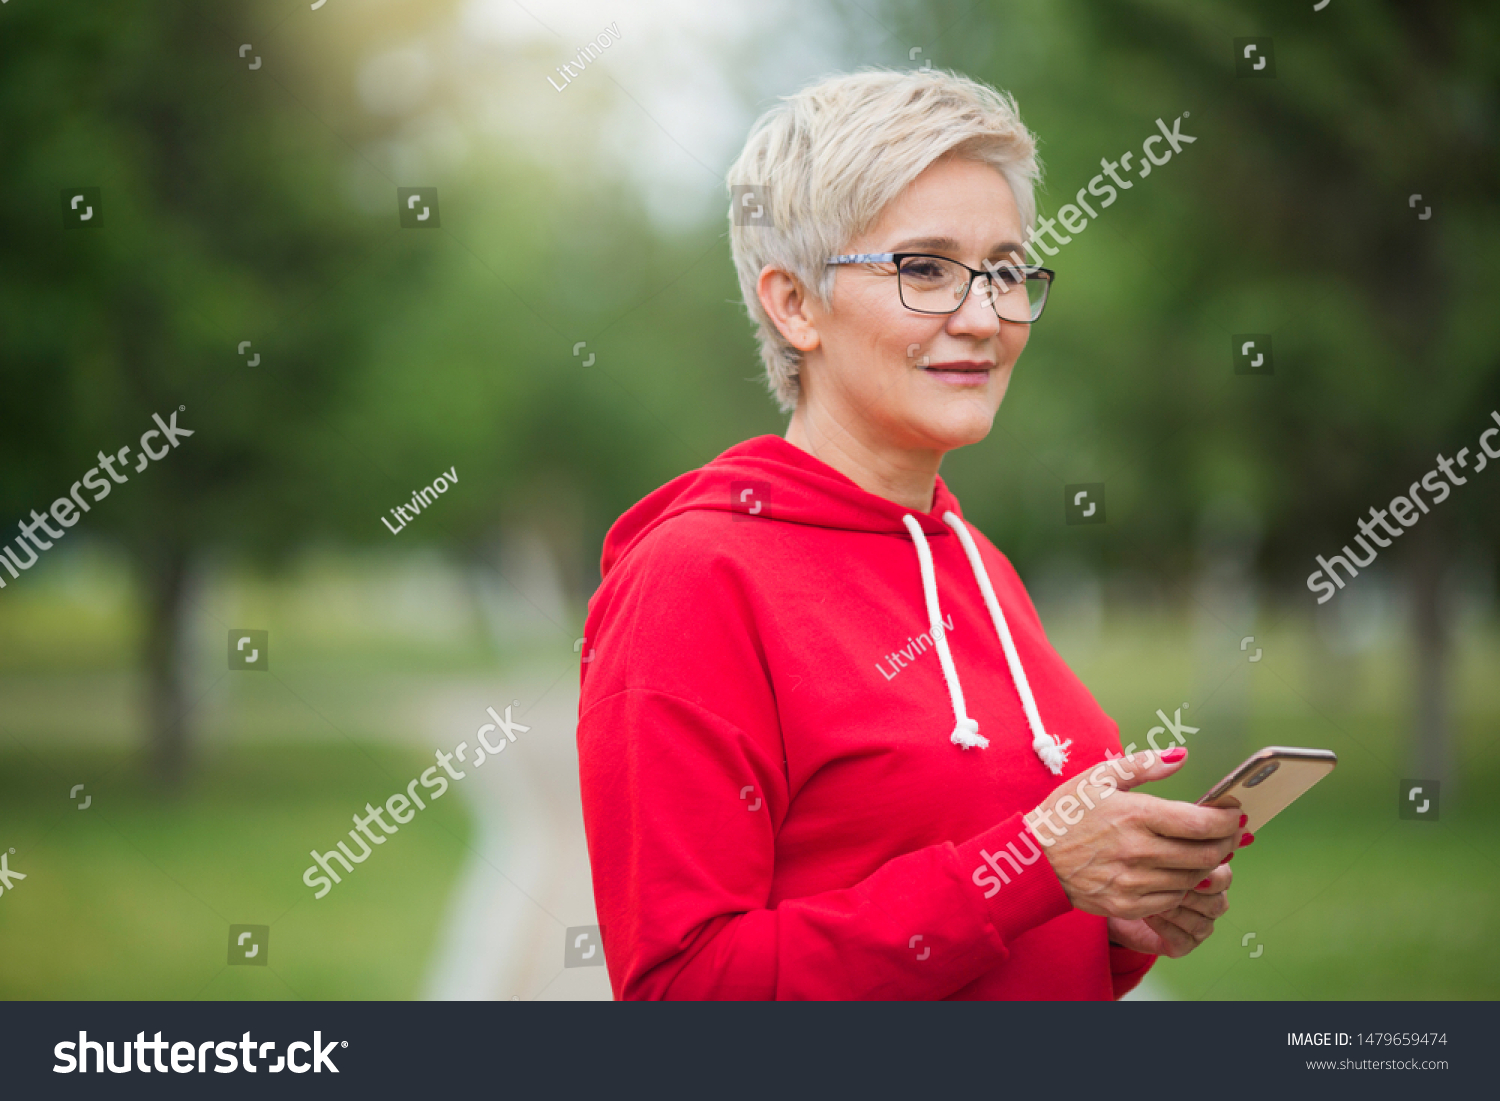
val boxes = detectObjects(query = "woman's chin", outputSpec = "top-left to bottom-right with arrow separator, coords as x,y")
905,398 -> 1000,451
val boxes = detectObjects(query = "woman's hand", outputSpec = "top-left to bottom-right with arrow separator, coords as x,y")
1029,747 -> 1242,922
1105,858 -> 1233,958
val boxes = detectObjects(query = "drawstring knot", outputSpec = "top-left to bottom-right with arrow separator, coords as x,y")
1034,735 -> 1072,774
951,717 -> 987,750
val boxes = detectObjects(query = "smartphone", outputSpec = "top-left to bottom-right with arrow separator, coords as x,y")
1196,747 -> 1337,834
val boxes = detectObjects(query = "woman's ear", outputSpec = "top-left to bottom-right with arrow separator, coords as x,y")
756,265 -> 821,353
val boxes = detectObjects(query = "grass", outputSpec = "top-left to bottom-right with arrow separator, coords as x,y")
1156,809 -> 1500,999
0,741 -> 473,1000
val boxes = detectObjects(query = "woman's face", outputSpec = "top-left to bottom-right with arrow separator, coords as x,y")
800,156 -> 1031,455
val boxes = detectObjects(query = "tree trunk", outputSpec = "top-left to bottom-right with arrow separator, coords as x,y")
1408,523 -> 1452,795
141,542 -> 191,790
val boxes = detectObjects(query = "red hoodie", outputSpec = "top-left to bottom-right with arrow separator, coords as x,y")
576,435 -> 1155,1000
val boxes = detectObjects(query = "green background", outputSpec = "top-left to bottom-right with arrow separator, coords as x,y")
1,0 -> 1496,999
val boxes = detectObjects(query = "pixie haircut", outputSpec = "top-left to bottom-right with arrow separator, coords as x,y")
727,69 -> 1040,412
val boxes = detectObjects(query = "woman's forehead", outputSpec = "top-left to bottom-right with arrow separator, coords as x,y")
868,161 -> 1023,247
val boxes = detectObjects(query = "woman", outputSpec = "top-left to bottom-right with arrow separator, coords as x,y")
575,69 -> 1243,1000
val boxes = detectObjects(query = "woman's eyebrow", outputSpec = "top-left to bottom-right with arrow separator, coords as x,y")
888,235 -> 963,252
887,235 -> 1028,259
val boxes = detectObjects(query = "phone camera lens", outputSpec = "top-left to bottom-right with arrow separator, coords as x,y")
1245,762 -> 1280,788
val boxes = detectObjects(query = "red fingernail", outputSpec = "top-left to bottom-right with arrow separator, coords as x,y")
1239,814 -> 1248,827
1240,832 -> 1255,847
1218,852 -> 1234,865
1160,747 -> 1186,763
1196,878 -> 1211,890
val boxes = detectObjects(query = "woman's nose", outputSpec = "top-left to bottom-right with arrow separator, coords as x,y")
948,278 -> 1003,335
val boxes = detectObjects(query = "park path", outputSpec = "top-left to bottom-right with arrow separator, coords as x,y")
418,663 -> 612,1000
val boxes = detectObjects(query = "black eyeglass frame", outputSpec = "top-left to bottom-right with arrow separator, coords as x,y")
824,252 -> 1055,323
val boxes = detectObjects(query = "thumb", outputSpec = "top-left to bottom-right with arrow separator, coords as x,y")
1111,745 -> 1188,793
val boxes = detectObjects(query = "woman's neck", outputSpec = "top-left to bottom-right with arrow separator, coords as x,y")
785,404 -> 941,513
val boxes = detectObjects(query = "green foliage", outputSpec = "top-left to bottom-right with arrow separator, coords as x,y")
0,2 -> 394,563
3,0 -> 1496,583
0,742 -> 472,999
911,0 -> 1500,581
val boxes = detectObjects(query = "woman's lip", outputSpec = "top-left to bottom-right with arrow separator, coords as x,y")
923,361 -> 993,371
922,364 -> 993,386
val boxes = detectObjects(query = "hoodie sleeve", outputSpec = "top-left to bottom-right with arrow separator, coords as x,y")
1109,945 -> 1157,999
579,688 -> 1071,1000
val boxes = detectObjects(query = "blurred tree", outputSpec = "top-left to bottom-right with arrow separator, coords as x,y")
0,1 -> 449,786
1068,0 -> 1500,783
0,0 -> 747,785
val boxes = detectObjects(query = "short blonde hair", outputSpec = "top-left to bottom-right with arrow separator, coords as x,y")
727,69 -> 1040,412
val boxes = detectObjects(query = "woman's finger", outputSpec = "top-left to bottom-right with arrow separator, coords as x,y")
1180,875 -> 1232,920
1113,888 -> 1194,920
1187,863 -> 1233,897
1152,904 -> 1215,941
1142,913 -> 1199,958
1180,892 -> 1229,922
1148,864 -> 1230,898
1132,831 -> 1240,871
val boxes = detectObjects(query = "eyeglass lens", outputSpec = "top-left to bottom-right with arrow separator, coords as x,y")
896,255 -> 1047,322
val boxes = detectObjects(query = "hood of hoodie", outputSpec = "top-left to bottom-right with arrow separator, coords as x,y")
600,435 -> 964,580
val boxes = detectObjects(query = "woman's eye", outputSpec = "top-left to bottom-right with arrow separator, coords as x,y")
901,260 -> 948,281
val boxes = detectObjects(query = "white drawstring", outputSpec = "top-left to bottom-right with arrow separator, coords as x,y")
943,512 -> 1071,773
901,512 -> 1072,774
903,514 -> 987,750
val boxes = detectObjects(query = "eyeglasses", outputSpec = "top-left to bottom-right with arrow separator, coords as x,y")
825,252 -> 1054,323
